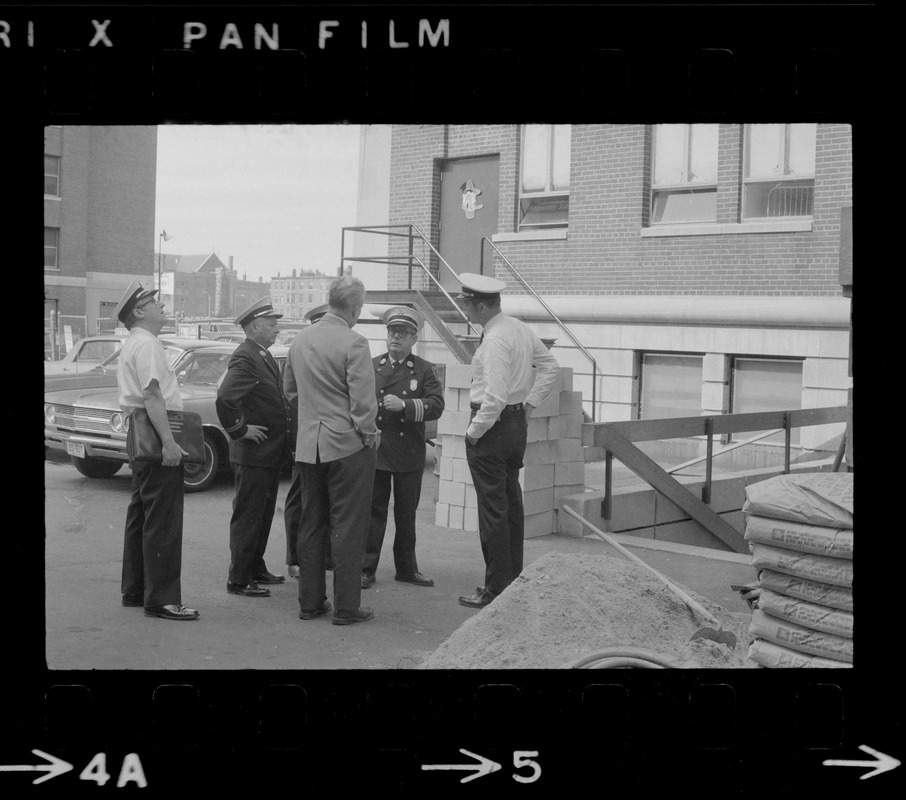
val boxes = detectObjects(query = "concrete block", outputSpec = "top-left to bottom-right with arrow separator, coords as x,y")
439,452 -> 454,481
555,367 -> 573,392
452,457 -> 473,485
443,388 -> 460,411
438,479 -> 465,507
559,414 -> 583,439
523,487 -> 554,516
554,484 -> 586,505
519,464 -> 554,491
524,510 -> 556,539
449,504 -> 464,530
560,391 -> 584,416
463,506 -> 479,531
456,387 -> 474,412
555,461 -> 585,486
523,441 -> 556,466
527,416 -> 549,442
533,390 -> 561,418
437,410 -> 471,436
435,503 -> 449,527
444,362 -> 473,389
556,438 -> 583,463
464,483 -> 478,508
546,417 -> 561,439
442,434 -> 466,460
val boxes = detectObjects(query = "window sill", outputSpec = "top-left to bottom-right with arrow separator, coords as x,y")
642,220 -> 813,237
492,229 -> 568,243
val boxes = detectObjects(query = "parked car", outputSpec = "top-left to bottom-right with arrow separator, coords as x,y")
44,335 -> 128,376
43,337 -> 224,393
44,343 -> 291,493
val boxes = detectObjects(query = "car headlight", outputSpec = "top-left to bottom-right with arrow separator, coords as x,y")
44,403 -> 56,424
110,412 -> 125,433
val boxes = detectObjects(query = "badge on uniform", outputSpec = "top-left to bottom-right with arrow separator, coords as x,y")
410,378 -> 418,391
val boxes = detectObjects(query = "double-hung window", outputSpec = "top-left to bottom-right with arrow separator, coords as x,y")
44,227 -> 59,268
743,124 -> 816,219
650,124 -> 719,224
518,124 -> 571,230
44,155 -> 60,196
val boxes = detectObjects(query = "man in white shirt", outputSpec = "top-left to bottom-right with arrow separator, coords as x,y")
115,280 -> 199,621
454,273 -> 560,609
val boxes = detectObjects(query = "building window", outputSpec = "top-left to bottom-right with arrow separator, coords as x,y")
44,227 -> 59,268
743,124 -> 816,219
650,124 -> 719,224
518,124 -> 571,230
44,155 -> 61,196
638,353 -> 704,419
731,357 -> 803,445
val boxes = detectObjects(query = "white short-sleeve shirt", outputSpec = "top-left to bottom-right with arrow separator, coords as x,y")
117,327 -> 184,414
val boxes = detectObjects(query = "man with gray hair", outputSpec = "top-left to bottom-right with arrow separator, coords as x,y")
283,276 -> 380,625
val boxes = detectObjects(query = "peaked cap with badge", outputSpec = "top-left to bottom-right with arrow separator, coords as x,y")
114,279 -> 158,324
304,303 -> 329,323
235,297 -> 283,328
455,273 -> 507,301
382,305 -> 424,333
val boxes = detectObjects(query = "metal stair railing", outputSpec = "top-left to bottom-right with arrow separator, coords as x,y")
340,224 -> 481,339
480,237 -> 599,421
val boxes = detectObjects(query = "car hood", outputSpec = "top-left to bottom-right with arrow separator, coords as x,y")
45,383 -> 220,410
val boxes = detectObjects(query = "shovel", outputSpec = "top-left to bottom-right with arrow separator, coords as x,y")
562,506 -> 738,650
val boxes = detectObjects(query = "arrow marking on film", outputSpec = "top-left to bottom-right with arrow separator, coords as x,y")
421,748 -> 502,783
0,749 -> 74,784
823,745 -> 900,780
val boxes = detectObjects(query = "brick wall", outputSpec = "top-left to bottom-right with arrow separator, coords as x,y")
389,123 -> 853,297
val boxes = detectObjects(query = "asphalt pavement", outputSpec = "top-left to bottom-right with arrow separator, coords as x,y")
44,451 -> 756,670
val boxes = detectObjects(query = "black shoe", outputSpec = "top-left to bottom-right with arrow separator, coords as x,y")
144,604 -> 200,620
332,607 -> 374,626
252,571 -> 285,584
122,593 -> 143,607
458,589 -> 495,608
395,572 -> 435,587
361,573 -> 375,589
227,581 -> 271,597
299,600 -> 332,620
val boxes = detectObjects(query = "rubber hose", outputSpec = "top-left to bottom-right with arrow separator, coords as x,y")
560,646 -> 681,669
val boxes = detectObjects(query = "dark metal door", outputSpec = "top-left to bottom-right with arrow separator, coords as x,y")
438,155 -> 499,290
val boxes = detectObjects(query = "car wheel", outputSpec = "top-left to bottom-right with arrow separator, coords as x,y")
70,454 -> 123,479
184,432 -> 219,493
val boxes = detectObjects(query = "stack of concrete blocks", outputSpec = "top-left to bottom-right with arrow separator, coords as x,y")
434,363 -> 585,537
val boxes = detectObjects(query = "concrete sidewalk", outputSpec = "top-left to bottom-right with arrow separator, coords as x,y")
44,456 -> 756,670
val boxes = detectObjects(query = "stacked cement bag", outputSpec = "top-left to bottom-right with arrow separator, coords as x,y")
742,472 -> 854,668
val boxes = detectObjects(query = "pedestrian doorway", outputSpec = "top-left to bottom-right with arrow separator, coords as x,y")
437,155 -> 499,291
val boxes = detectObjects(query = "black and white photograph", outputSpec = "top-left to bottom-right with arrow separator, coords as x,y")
12,1 -> 895,794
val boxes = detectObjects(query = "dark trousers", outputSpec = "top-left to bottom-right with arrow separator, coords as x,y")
284,463 -> 332,568
466,407 -> 528,596
228,463 -> 280,585
363,468 -> 422,577
296,447 -> 376,614
122,461 -> 185,608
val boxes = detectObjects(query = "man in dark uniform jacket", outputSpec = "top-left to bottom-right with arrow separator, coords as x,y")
361,306 -> 444,589
216,297 -> 293,598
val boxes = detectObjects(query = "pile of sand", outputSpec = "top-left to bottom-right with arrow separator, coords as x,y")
421,552 -> 755,669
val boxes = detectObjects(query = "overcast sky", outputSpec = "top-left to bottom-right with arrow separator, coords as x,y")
154,124 -> 362,284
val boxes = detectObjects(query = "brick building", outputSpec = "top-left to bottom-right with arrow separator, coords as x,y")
271,269 -> 333,320
358,123 -> 852,459
44,125 -> 157,354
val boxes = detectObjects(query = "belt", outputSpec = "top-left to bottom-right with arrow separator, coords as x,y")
470,402 -> 524,412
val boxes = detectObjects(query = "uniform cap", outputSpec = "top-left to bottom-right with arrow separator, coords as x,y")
455,272 -> 507,300
382,305 -> 423,332
114,279 -> 158,323
304,303 -> 329,323
235,297 -> 283,327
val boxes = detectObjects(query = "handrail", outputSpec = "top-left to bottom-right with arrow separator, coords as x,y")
341,224 -> 481,335
481,237 -> 599,420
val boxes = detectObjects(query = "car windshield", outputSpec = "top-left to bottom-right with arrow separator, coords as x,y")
96,345 -> 186,370
175,350 -> 233,386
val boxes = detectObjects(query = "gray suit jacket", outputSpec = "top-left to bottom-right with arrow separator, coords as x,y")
283,313 -> 379,463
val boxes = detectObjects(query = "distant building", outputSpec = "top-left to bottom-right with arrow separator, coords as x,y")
155,253 -> 270,320
271,269 -> 333,319
44,125 -> 157,355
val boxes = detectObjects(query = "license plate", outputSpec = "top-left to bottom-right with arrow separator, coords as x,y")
66,441 -> 86,458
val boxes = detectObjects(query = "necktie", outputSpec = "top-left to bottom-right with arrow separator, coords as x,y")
392,360 -> 399,370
